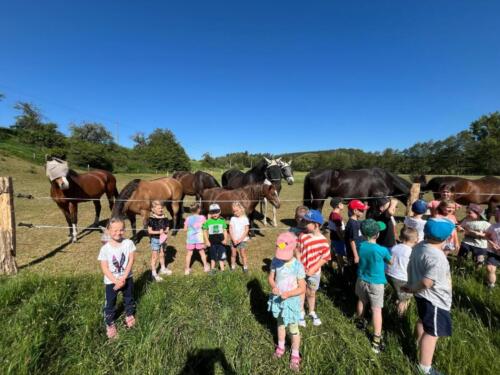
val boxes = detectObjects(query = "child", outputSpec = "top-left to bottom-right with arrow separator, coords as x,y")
435,200 -> 460,256
428,185 -> 460,216
203,203 -> 228,274
344,200 -> 369,285
457,204 -> 491,268
386,227 -> 418,316
296,209 -> 331,327
98,217 -> 136,339
404,218 -> 455,375
184,203 -> 209,275
328,197 -> 346,273
148,200 -> 171,281
229,201 -> 250,272
404,199 -> 428,242
289,206 -> 309,236
268,232 -> 306,372
355,219 -> 392,353
371,197 -> 397,248
485,206 -> 500,289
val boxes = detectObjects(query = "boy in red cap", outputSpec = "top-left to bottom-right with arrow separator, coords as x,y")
344,200 -> 369,286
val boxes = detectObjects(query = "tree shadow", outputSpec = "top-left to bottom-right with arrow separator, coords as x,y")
18,220 -> 106,270
322,266 -> 357,317
179,348 -> 236,375
246,278 -> 276,342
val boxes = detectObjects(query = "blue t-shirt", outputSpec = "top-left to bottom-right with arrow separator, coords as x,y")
357,241 -> 391,284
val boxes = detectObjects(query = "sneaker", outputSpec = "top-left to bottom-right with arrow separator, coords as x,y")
487,283 -> 496,290
230,266 -> 236,272
418,366 -> 444,375
309,312 -> 322,326
355,318 -> 367,331
371,335 -> 384,354
159,268 -> 172,275
153,274 -> 163,282
184,269 -> 190,276
106,324 -> 118,339
243,267 -> 249,273
298,314 -> 306,327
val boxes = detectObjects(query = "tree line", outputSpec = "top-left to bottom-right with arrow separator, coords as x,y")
0,97 -> 191,172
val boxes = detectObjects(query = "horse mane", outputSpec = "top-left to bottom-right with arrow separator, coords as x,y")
112,179 -> 141,216
386,170 -> 411,194
68,169 -> 79,177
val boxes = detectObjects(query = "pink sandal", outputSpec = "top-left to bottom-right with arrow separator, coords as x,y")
273,346 -> 286,358
125,315 -> 136,329
106,324 -> 118,339
290,354 -> 301,372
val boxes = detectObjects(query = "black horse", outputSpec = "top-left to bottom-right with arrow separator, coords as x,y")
303,167 -> 412,211
419,176 -> 467,199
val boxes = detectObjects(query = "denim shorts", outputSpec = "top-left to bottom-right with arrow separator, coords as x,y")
150,237 -> 165,252
306,273 -> 321,291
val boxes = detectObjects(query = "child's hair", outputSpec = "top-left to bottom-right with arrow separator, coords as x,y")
295,205 -> 309,221
190,202 -> 201,213
151,200 -> 163,209
107,216 -> 126,229
437,200 -> 455,216
400,226 -> 418,243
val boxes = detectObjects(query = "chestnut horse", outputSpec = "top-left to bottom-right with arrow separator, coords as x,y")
45,157 -> 118,242
112,177 -> 183,238
201,182 -> 281,231
173,171 -> 220,200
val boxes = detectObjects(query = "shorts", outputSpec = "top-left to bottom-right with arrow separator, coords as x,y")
186,243 -> 205,251
415,297 -> 452,337
331,240 -> 346,257
387,275 -> 412,302
458,243 -> 488,263
209,244 -> 226,262
231,241 -> 248,250
305,273 -> 321,291
355,279 -> 385,308
486,252 -> 500,267
277,317 -> 300,335
150,237 -> 165,252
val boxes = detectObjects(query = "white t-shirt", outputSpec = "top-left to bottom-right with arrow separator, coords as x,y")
230,216 -> 250,242
404,216 -> 426,242
386,243 -> 412,282
97,239 -> 136,284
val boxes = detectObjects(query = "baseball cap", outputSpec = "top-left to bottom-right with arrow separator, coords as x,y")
424,218 -> 455,242
275,232 -> 297,260
209,203 -> 221,212
361,219 -> 387,238
330,197 -> 343,208
411,199 -> 428,215
348,200 -> 369,211
467,203 -> 487,220
303,209 -> 324,225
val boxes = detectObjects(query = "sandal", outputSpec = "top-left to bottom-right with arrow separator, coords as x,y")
125,315 -> 136,329
273,345 -> 286,358
106,324 -> 118,339
290,354 -> 301,372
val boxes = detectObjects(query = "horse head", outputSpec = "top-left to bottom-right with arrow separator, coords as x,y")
46,157 -> 70,190
276,158 -> 294,185
263,180 -> 281,208
264,159 -> 282,184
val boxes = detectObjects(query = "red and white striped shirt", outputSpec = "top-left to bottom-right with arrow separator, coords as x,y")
298,233 -> 331,274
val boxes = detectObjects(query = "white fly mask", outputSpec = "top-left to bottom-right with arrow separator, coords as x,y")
46,158 -> 70,190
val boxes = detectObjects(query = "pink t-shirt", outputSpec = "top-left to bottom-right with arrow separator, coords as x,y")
486,223 -> 500,252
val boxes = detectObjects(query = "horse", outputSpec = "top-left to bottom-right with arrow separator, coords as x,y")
173,171 -> 220,201
261,158 -> 294,226
112,177 -> 184,239
201,181 -> 281,231
45,157 -> 119,243
419,176 -> 467,199
303,167 -> 412,211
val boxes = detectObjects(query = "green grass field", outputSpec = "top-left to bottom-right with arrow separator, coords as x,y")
0,154 -> 499,374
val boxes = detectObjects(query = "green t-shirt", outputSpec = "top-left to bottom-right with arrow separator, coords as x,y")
202,218 -> 227,244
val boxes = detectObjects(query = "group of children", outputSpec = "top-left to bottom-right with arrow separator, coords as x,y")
96,191 -> 500,374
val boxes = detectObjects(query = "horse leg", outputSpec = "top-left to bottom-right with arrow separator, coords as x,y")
93,200 -> 102,226
107,185 -> 119,211
272,205 -> 277,227
263,198 -> 268,226
58,204 -> 72,239
69,202 -> 78,243
128,213 -> 137,241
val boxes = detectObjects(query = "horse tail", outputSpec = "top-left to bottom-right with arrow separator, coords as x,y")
303,172 -> 313,207
112,179 -> 141,217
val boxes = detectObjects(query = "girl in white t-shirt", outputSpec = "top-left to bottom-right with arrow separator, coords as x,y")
386,227 -> 418,316
229,201 -> 250,272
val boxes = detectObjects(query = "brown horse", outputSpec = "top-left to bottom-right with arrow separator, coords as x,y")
45,157 -> 118,242
112,177 -> 184,238
173,171 -> 221,200
201,182 -> 281,230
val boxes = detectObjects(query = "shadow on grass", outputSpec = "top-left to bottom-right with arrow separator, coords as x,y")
280,218 -> 296,227
165,245 -> 177,266
19,219 -> 107,270
261,258 -> 272,273
322,266 -> 357,317
246,278 -> 276,342
179,348 -> 236,375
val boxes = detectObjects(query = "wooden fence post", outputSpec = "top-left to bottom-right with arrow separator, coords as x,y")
406,183 -> 421,217
0,177 -> 17,275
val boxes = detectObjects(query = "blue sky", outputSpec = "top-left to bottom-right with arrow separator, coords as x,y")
1,1 -> 499,159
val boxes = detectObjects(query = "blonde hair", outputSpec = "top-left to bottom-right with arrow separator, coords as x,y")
232,201 -> 246,216
151,200 -> 163,209
107,216 -> 125,229
400,226 -> 418,243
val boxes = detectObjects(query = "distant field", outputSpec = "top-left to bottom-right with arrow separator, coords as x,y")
0,154 -> 499,374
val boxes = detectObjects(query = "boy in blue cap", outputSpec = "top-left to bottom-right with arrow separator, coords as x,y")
355,219 -> 392,354
403,218 -> 455,375
404,199 -> 428,242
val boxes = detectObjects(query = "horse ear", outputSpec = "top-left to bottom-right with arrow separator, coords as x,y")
264,179 -> 272,186
288,160 -> 292,165
264,157 -> 272,164
276,157 -> 282,162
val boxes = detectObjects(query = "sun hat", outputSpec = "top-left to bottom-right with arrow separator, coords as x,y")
275,232 -> 297,260
303,209 -> 324,225
467,203 -> 487,220
424,218 -> 455,242
411,199 -> 428,215
361,219 -> 387,238
330,197 -> 343,208
209,203 -> 221,212
348,200 -> 369,211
